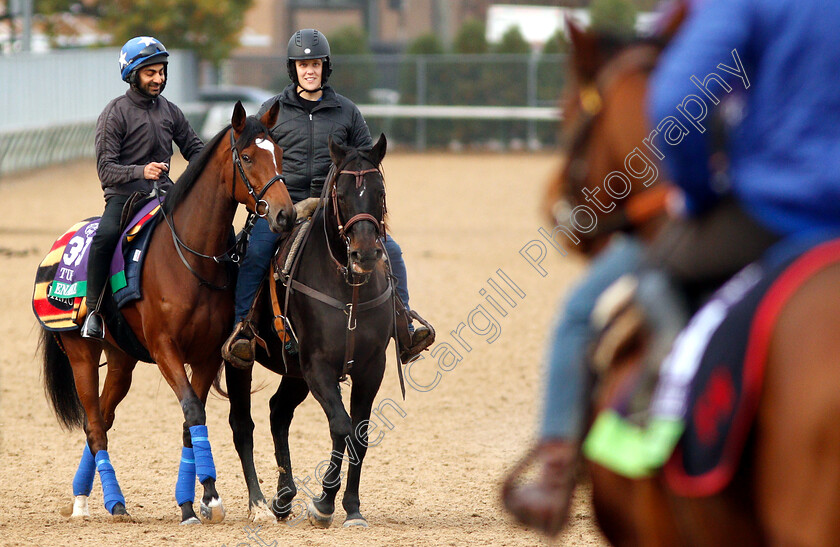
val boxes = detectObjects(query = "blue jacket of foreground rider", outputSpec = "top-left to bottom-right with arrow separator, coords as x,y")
256,83 -> 372,203
649,0 -> 840,236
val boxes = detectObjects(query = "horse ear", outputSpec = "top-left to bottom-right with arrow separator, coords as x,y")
658,0 -> 690,44
370,133 -> 387,164
328,136 -> 345,165
231,101 -> 247,134
260,99 -> 280,129
566,16 -> 599,82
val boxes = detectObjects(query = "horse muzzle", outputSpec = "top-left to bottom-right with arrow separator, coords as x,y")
349,246 -> 384,274
267,205 -> 296,234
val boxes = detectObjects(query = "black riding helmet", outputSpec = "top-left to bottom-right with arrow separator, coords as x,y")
287,29 -> 332,88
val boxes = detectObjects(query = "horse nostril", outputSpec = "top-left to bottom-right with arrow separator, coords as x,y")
350,250 -> 361,262
375,249 -> 383,260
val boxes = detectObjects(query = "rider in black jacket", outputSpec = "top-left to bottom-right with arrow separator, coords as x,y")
222,28 -> 433,367
81,36 -> 203,339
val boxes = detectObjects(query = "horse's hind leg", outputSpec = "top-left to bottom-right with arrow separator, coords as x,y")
341,357 -> 386,528
155,351 -> 225,524
304,361 -> 353,528
226,363 -> 272,522
61,335 -> 129,518
268,376 -> 309,521
99,349 -> 138,430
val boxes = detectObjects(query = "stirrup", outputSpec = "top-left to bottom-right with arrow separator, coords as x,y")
399,310 -> 435,364
80,312 -> 105,340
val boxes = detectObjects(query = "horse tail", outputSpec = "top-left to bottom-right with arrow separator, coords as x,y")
213,366 -> 228,399
39,328 -> 85,430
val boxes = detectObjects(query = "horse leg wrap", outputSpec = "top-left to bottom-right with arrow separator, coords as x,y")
175,446 -> 196,506
189,425 -> 217,483
72,443 -> 96,497
94,450 -> 126,514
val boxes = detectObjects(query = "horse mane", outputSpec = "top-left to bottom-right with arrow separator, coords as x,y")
162,116 -> 267,215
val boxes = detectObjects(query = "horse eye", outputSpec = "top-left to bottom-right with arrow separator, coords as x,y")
241,154 -> 251,163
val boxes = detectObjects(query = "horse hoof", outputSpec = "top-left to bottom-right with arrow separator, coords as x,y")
180,516 -> 202,526
250,501 -> 277,523
343,517 -> 369,528
200,497 -> 226,524
61,495 -> 90,518
306,500 -> 333,529
110,503 -> 132,522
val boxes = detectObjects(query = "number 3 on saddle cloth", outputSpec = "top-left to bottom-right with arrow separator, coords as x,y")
583,233 -> 840,497
32,198 -> 165,362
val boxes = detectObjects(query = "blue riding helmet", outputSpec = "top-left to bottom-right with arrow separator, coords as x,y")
119,36 -> 169,82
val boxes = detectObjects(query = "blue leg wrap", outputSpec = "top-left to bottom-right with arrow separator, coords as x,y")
72,443 -> 96,497
175,446 -> 196,506
189,425 -> 217,483
94,450 -> 125,514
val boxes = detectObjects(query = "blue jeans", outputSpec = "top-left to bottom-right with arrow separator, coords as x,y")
233,217 -> 410,322
539,235 -> 643,441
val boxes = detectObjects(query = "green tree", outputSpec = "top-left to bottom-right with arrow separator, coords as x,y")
324,26 -> 374,104
95,0 -> 253,67
406,33 -> 444,55
493,26 -> 530,55
589,0 -> 638,37
453,18 -> 488,54
542,28 -> 569,55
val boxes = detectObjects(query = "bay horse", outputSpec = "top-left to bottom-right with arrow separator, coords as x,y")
38,101 -> 295,524
226,134 -> 395,528
532,16 -> 840,546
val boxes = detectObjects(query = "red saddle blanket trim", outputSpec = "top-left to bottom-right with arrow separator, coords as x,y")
664,237 -> 840,497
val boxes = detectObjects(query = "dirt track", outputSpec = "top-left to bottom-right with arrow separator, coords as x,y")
0,153 -> 607,546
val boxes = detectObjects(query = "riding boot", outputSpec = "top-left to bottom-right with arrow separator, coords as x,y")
394,296 -> 435,364
80,310 -> 105,340
502,439 -> 578,537
222,320 -> 257,369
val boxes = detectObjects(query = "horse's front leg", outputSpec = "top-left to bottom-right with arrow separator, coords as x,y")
226,362 -> 272,522
303,357 -> 353,528
156,350 -> 225,524
268,376 -> 310,521
342,355 -> 387,528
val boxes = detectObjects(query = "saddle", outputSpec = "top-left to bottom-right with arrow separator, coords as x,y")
584,234 -> 840,495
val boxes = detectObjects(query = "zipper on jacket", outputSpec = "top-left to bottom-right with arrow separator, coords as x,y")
307,113 -> 314,187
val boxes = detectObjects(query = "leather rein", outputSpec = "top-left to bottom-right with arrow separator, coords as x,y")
157,126 -> 285,290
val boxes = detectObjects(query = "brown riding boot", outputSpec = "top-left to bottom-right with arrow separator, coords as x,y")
395,303 -> 435,363
502,440 -> 578,537
222,321 -> 256,369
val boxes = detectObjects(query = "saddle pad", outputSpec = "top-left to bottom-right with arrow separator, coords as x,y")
32,219 -> 93,331
661,234 -> 840,497
33,200 -> 161,331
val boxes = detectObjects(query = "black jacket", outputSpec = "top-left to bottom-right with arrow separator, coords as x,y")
257,84 -> 372,203
95,87 -> 203,200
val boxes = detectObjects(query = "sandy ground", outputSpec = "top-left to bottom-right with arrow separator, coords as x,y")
0,153 -> 607,546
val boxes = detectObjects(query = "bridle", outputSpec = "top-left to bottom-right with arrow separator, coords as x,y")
229,129 -> 285,218
158,124 -> 285,290
324,159 -> 387,286
557,44 -> 661,237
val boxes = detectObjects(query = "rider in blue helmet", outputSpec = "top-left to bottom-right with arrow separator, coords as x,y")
81,36 -> 203,339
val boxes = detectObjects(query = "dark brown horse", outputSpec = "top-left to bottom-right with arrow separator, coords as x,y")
535,18 -> 840,546
38,102 -> 295,524
226,134 -> 396,528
